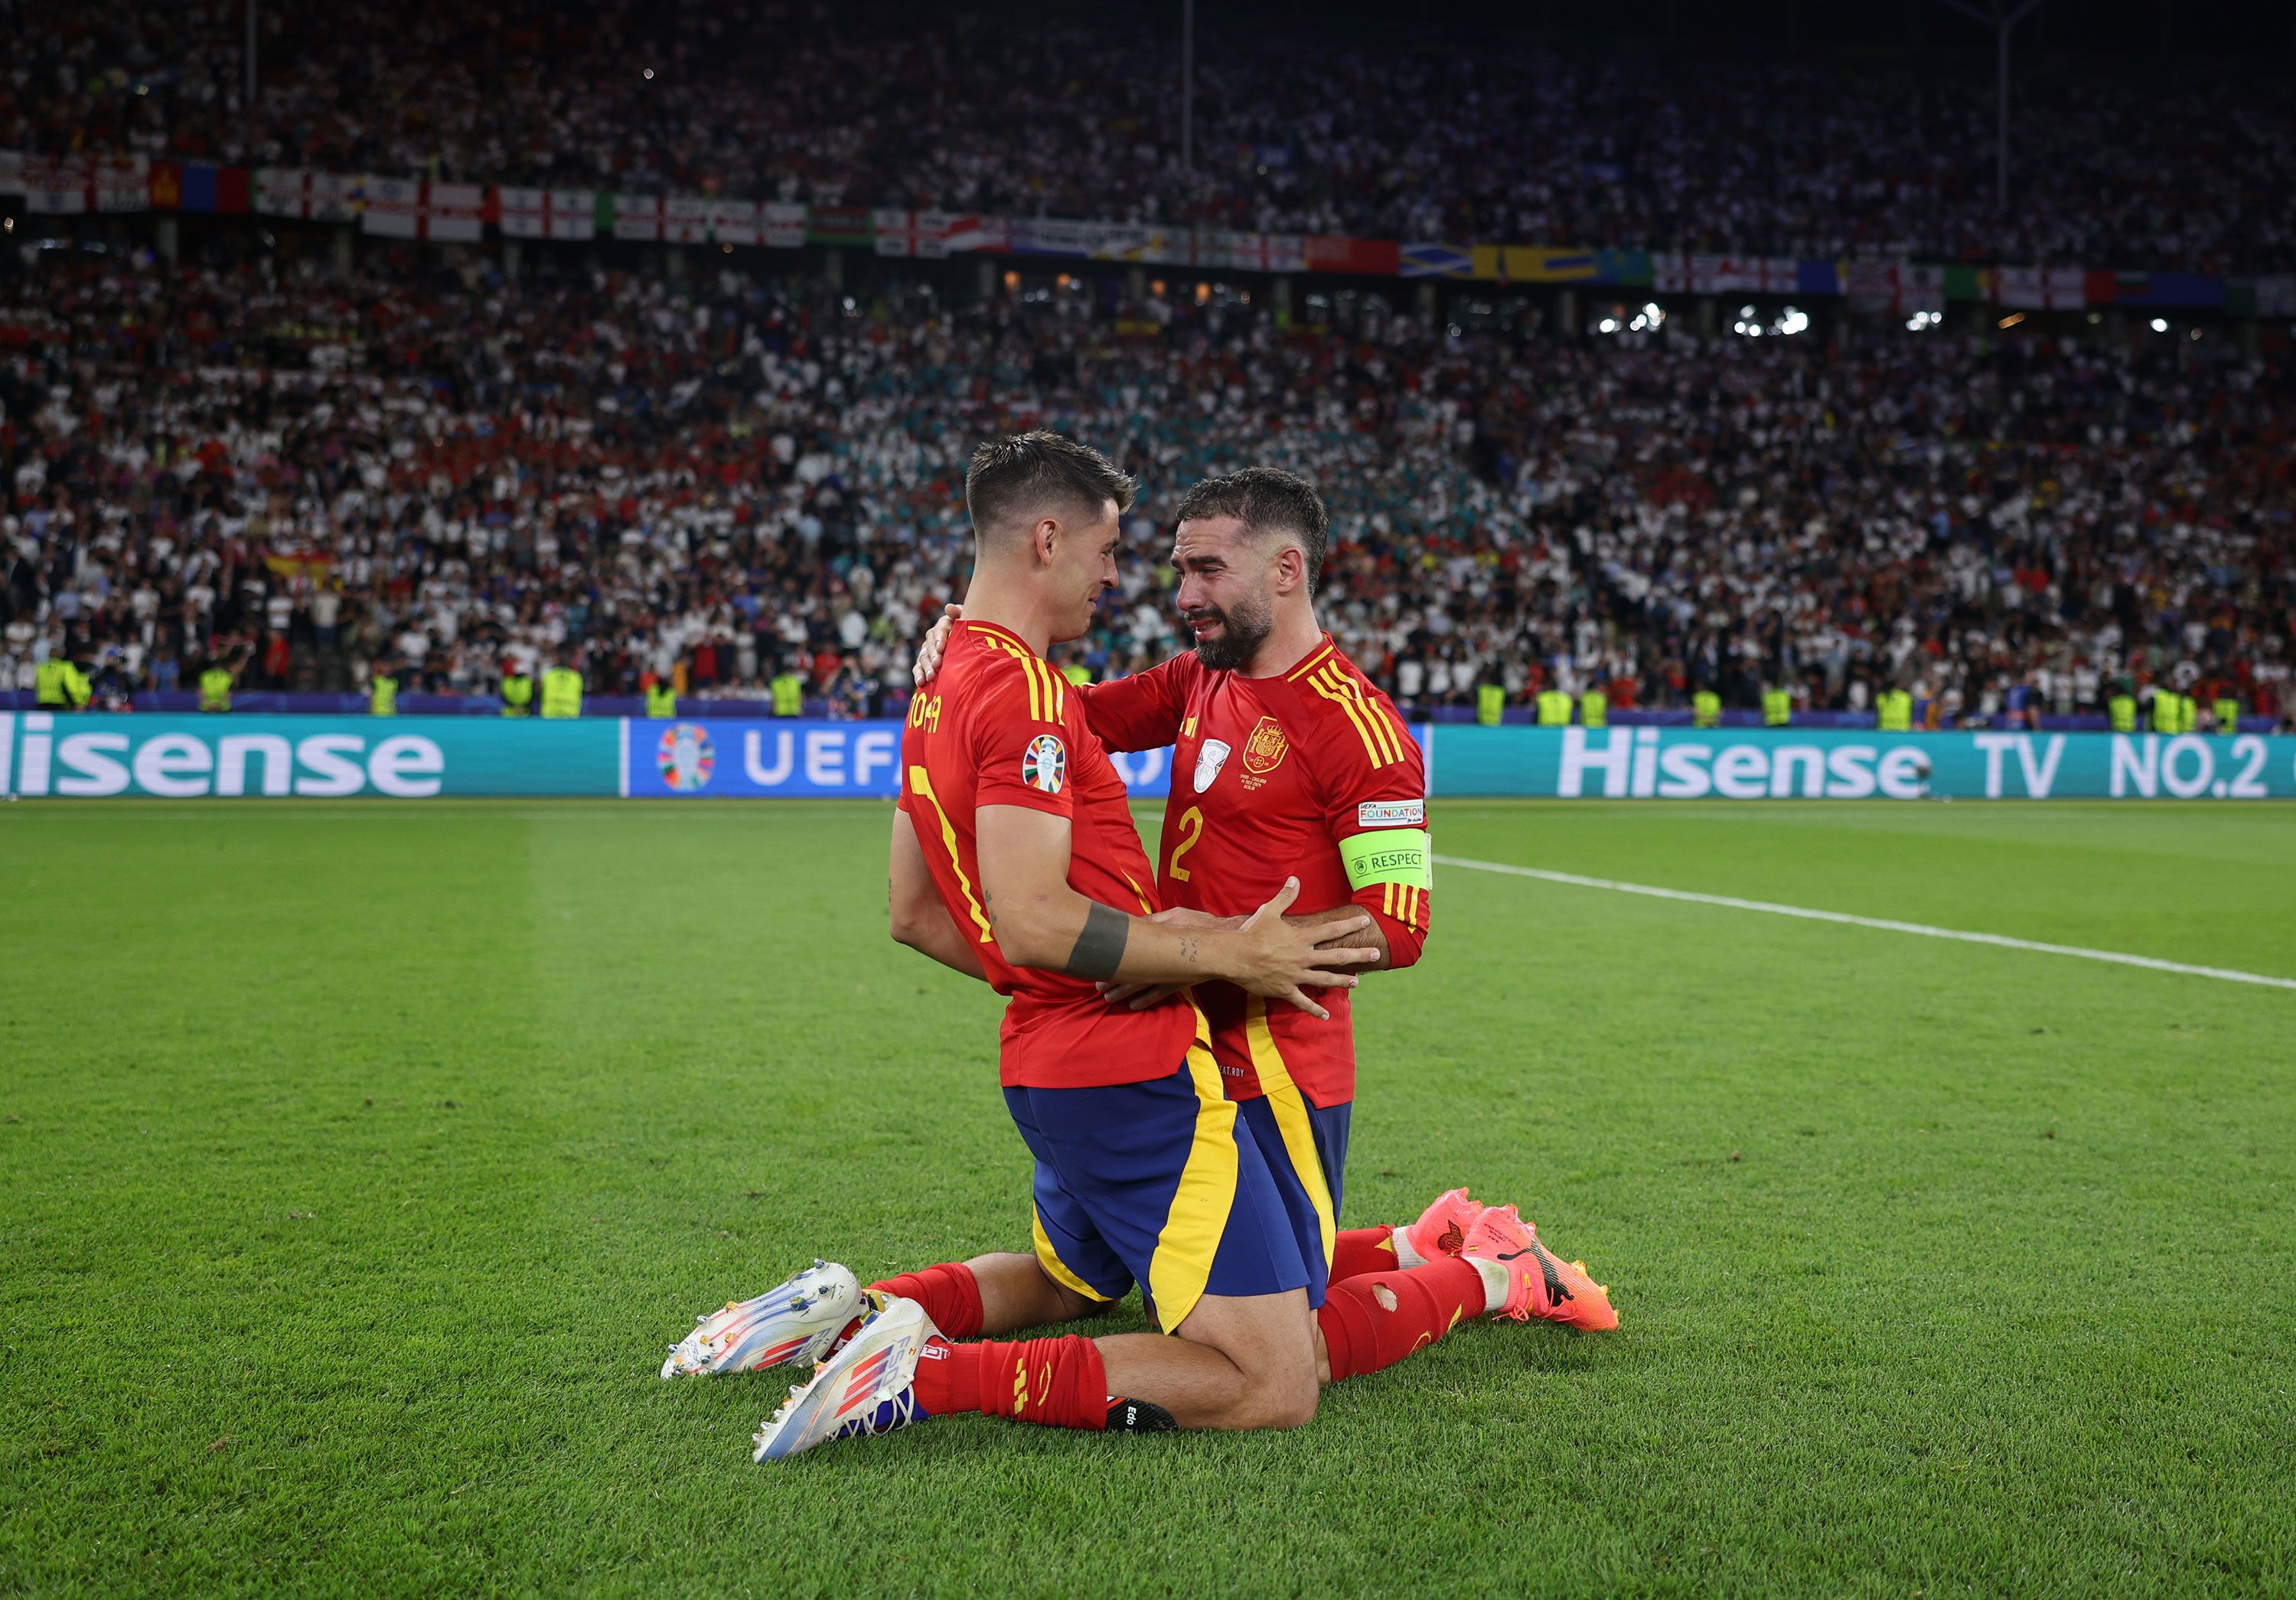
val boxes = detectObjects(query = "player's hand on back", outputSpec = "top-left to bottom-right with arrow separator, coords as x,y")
912,603 -> 963,687
1230,878 -> 1379,1021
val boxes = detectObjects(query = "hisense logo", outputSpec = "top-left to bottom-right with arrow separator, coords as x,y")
0,715 -> 444,798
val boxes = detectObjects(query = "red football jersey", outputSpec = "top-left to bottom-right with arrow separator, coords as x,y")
1078,635 -> 1430,1106
898,620 -> 1198,1089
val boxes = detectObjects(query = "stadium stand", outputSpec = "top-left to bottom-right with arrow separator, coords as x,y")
4,2 -> 2294,274
2,251 -> 2289,726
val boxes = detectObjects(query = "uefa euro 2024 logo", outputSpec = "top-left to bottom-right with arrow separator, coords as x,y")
657,722 -> 716,791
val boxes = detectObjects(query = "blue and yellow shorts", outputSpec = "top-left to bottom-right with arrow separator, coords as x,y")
1236,1091 -> 1351,1308
1005,1045 -> 1312,1331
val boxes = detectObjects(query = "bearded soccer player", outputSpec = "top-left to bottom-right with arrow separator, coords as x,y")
714,431 -> 1395,1460
666,460 -> 1612,1445
905,467 -> 1617,1369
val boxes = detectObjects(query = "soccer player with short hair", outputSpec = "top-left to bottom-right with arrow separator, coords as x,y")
726,431 -> 1390,1459
667,449 -> 1613,1455
908,464 -> 1618,1372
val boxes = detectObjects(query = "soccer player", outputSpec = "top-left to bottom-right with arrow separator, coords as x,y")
732,431 -> 1390,1460
667,451 -> 1611,1452
907,467 -> 1618,1365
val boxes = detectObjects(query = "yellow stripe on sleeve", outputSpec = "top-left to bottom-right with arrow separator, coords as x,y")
906,764 -> 995,943
1325,666 -> 1405,765
1311,666 -> 1393,767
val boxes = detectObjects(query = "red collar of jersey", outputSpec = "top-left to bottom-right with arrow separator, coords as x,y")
956,618 -> 1039,658
1280,634 -> 1338,682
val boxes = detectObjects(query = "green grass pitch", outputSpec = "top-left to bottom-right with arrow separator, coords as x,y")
4,798 -> 2294,1596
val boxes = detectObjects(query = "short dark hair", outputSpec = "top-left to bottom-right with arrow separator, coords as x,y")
1173,467 -> 1331,592
965,430 -> 1137,543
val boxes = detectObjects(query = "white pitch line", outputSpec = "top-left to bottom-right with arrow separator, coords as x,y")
1433,853 -> 2296,992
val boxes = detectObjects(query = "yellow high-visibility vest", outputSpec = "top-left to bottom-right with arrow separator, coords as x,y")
540,667 -> 583,719
1535,689 -> 1572,727
501,674 -> 533,717
200,667 -> 233,712
35,657 -> 73,708
770,673 -> 804,716
2213,696 -> 2240,732
1877,690 -> 1913,732
1691,690 -> 1720,728
645,683 -> 677,719
1580,690 -> 1608,729
1763,689 -> 1792,727
370,674 -> 398,717
2107,694 -> 2136,733
1476,683 -> 1505,727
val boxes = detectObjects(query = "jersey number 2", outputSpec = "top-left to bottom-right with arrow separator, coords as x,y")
1168,806 -> 1205,881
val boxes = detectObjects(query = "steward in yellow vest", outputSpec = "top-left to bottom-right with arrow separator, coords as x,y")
1535,689 -> 1572,727
2151,692 -> 2183,734
540,664 -> 583,719
501,672 -> 533,717
1691,689 -> 1720,728
370,672 -> 398,717
645,680 -> 677,719
1476,683 -> 1505,727
36,656 -> 91,711
1763,687 -> 1792,727
2213,695 -> 2240,733
199,665 -> 234,713
1580,689 -> 1607,728
770,672 -> 804,717
1877,689 -> 1913,732
2106,692 -> 2136,732
1061,663 -> 1092,687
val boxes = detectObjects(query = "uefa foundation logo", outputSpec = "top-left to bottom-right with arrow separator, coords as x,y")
656,722 -> 716,791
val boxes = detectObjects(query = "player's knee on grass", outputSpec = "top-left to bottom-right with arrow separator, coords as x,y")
1176,1289 -> 1319,1430
1234,1364 -> 1319,1430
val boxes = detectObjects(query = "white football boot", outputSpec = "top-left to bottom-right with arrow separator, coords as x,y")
660,1259 -> 863,1379
752,1296 -> 941,1462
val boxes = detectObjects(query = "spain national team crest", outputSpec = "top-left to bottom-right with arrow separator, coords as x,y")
657,722 -> 716,791
1193,738 -> 1231,793
1022,733 -> 1067,794
1242,716 -> 1289,776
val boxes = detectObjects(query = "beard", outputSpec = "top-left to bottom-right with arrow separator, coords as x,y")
1186,592 -> 1274,673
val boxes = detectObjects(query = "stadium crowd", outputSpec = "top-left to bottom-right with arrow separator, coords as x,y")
8,0 -> 2295,275
2,250 -> 2291,725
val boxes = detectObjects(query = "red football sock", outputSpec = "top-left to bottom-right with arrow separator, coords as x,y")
866,1263 -> 984,1339
1329,1225 -> 1401,1283
1316,1259 -> 1487,1383
911,1337 -> 1108,1430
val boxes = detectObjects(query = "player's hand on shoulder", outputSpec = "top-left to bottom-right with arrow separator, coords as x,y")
1231,878 -> 1379,1021
912,603 -> 964,686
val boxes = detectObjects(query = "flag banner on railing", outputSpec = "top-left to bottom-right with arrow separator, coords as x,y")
762,203 -> 810,249
708,198 -> 760,245
663,196 -> 713,244
1998,266 -> 2086,310
611,194 -> 663,241
361,178 -> 484,240
497,187 -> 597,240
255,168 -> 361,220
2,146 -> 2282,314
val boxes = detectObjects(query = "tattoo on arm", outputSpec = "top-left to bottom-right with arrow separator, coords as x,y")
1064,901 -> 1130,979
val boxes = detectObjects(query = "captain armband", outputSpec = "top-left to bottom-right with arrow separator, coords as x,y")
1340,829 -> 1431,892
